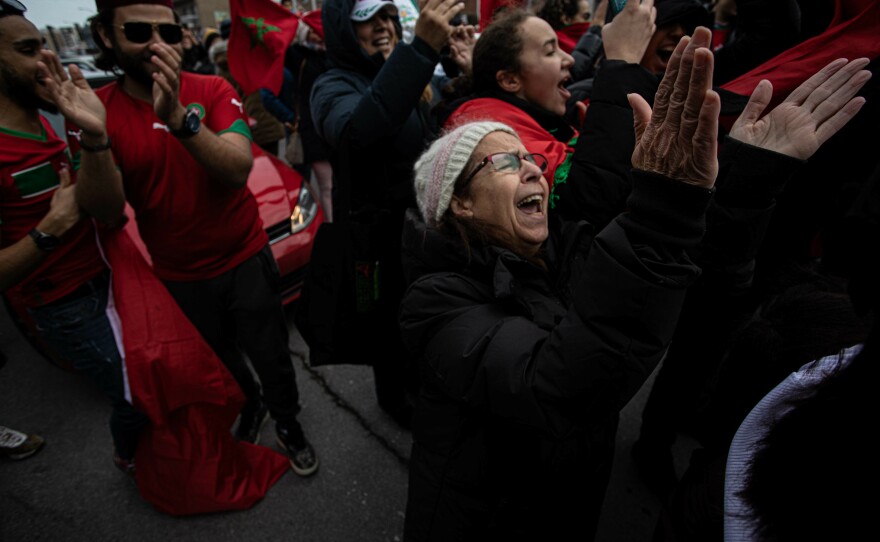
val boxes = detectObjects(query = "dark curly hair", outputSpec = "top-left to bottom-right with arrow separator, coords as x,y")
535,0 -> 585,30
89,10 -> 121,73
471,9 -> 531,94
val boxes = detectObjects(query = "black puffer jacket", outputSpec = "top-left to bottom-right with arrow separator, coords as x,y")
400,171 -> 714,541
311,0 -> 439,210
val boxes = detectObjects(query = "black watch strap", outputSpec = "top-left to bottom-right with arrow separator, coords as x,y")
170,108 -> 201,139
28,228 -> 62,251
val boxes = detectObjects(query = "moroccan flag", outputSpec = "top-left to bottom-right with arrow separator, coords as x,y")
228,0 -> 299,96
479,0 -> 525,31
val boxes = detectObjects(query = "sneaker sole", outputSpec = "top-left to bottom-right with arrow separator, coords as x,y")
2,437 -> 45,461
275,436 -> 320,477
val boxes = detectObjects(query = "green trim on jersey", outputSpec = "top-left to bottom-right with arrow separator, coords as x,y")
0,124 -> 47,141
12,162 -> 59,199
217,118 -> 253,141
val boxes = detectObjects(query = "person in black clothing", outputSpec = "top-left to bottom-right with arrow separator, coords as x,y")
307,0 -> 467,427
401,29 -> 720,540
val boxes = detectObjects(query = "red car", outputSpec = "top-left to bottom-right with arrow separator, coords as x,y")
5,143 -> 323,369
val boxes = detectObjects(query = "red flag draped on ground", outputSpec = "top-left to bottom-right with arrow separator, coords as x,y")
106,224 -> 289,516
228,0 -> 300,96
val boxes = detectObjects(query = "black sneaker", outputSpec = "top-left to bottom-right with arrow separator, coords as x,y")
276,422 -> 319,476
235,400 -> 270,444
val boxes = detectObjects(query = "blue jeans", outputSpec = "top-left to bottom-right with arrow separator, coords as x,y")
28,273 -> 148,460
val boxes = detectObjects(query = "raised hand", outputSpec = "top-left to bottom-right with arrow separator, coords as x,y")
602,0 -> 656,64
628,26 -> 720,188
449,24 -> 476,76
36,50 -> 107,138
730,58 -> 872,160
591,0 -> 608,27
149,42 -> 187,129
415,0 -> 466,53
38,167 -> 82,237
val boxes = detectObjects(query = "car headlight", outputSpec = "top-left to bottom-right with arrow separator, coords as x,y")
290,180 -> 319,234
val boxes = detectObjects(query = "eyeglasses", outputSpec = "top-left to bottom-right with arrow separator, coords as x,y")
460,152 -> 548,187
0,0 -> 26,16
115,22 -> 183,45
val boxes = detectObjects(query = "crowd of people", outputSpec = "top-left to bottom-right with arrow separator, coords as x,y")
1,0 -> 877,539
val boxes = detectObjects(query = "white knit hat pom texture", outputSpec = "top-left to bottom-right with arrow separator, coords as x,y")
414,121 -> 517,227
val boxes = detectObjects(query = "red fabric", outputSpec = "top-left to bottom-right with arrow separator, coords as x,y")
556,22 -> 591,54
720,0 -> 880,130
103,227 -> 289,516
446,98 -> 576,189
229,0 -> 300,96
479,0 -> 526,31
301,9 -> 324,40
93,75 -> 268,282
0,118 -> 104,307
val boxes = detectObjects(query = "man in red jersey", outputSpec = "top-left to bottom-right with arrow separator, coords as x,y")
76,0 -> 317,476
0,0 -> 147,473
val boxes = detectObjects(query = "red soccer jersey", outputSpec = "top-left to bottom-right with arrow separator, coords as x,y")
0,117 -> 105,307
91,73 -> 267,281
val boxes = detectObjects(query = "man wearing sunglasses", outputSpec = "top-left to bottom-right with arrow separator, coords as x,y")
0,0 -> 148,473
74,0 -> 318,477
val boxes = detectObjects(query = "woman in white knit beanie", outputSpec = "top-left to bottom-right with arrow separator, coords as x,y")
400,64 -> 717,539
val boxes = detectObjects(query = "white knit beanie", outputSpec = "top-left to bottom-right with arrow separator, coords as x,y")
414,121 -> 518,227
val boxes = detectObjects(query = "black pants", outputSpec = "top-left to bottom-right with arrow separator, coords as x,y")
164,246 -> 300,424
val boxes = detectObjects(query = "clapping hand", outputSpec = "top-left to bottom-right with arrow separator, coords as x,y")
415,0 -> 466,53
628,26 -> 720,189
149,42 -> 188,130
730,58 -> 872,160
602,0 -> 656,64
36,50 -> 107,140
449,23 -> 476,76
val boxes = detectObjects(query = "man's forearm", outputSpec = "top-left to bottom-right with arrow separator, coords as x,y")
178,128 -> 253,188
75,132 -> 126,225
0,236 -> 50,293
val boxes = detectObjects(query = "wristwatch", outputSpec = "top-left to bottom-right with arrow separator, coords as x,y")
28,228 -> 62,251
170,108 -> 201,139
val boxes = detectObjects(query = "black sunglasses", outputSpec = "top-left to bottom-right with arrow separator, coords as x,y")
460,152 -> 549,188
116,21 -> 183,44
0,0 -> 26,16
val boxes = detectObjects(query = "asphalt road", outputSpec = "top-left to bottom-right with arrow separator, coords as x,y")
0,303 -> 695,541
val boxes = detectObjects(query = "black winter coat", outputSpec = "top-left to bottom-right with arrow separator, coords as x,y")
400,171 -> 714,541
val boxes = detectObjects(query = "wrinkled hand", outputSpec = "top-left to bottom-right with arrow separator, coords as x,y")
730,58 -> 871,160
38,167 -> 82,237
37,50 -> 107,138
628,27 -> 720,188
415,0 -> 465,53
449,24 -> 476,76
149,42 -> 188,129
602,0 -> 656,64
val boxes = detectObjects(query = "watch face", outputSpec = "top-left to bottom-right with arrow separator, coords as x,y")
185,110 -> 200,132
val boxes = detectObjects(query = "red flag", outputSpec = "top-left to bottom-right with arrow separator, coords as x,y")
228,0 -> 300,96
479,0 -> 526,31
104,224 -> 290,515
721,0 -> 879,126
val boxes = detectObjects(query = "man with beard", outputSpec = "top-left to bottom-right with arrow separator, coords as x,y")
77,0 -> 318,476
0,0 -> 148,473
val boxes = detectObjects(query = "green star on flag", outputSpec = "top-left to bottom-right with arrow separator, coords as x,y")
228,0 -> 300,96
240,16 -> 281,49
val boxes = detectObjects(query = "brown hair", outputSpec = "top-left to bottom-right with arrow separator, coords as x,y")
471,9 -> 531,94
